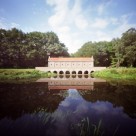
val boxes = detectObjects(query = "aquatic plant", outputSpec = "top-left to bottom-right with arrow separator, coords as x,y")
72,117 -> 119,136
71,117 -> 103,136
92,120 -> 103,136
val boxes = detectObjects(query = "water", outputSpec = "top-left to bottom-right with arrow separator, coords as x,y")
0,75 -> 136,136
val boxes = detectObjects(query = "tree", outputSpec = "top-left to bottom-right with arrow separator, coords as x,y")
121,28 -> 136,67
73,41 -> 112,66
111,38 -> 124,67
72,28 -> 136,67
0,28 -> 69,68
124,43 -> 136,67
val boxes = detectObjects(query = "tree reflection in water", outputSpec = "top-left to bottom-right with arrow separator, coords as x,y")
0,77 -> 136,136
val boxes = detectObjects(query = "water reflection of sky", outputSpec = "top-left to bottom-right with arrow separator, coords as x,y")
57,89 -> 136,136
0,80 -> 136,136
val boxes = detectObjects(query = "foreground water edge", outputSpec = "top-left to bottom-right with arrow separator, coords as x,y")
0,76 -> 136,136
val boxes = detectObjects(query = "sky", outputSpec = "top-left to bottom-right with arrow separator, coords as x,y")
0,0 -> 136,53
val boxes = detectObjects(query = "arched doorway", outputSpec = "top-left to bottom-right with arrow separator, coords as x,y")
78,71 -> 82,74
59,71 -> 64,74
66,71 -> 70,74
53,71 -> 57,74
72,71 -> 76,75
47,71 -> 51,78
48,71 -> 51,74
90,71 -> 94,78
84,71 -> 88,74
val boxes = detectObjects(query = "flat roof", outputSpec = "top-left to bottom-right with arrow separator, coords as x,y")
48,57 -> 94,62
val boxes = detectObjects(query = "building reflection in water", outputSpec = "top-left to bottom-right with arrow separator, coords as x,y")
1,75 -> 106,120
0,75 -> 136,136
36,75 -> 106,90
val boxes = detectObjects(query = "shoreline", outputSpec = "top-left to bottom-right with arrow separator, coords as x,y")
0,68 -> 136,82
92,67 -> 136,81
0,69 -> 50,81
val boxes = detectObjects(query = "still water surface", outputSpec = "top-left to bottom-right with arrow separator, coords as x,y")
0,75 -> 136,136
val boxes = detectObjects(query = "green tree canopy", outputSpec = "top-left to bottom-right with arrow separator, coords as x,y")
0,28 -> 69,68
72,28 -> 136,67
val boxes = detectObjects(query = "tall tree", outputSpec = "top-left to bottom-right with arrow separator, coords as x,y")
0,28 -> 69,68
111,38 -> 124,67
121,28 -> 136,67
73,41 -> 112,66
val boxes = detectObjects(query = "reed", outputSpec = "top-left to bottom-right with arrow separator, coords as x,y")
76,118 -> 119,136
72,117 -> 103,136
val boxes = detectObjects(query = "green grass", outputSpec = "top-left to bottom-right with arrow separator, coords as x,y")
92,67 -> 136,81
0,69 -> 51,81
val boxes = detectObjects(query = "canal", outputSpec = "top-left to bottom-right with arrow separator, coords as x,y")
0,75 -> 136,136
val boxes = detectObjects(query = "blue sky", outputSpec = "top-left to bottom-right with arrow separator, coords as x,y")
0,0 -> 136,53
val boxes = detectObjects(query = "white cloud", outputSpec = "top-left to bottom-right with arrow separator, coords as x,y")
0,0 -> 135,55
46,0 -> 89,53
97,0 -> 113,15
75,15 -> 88,30
11,22 -> 20,28
22,26 -> 34,32
0,17 -> 21,30
75,103 -> 89,114
92,103 -> 109,113
95,31 -> 111,41
109,14 -> 136,38
46,0 -> 69,11
0,15 -> 22,30
48,11 -> 67,27
110,17 -> 119,25
0,17 -> 8,29
91,18 -> 109,29
97,4 -> 104,15
60,101 -> 70,107
45,0 -> 136,53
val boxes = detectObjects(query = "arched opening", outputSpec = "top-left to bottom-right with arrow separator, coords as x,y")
47,71 -> 51,78
78,71 -> 82,75
90,71 -> 94,78
53,71 -> 57,74
84,71 -> 88,74
78,75 -> 82,78
59,74 -> 64,78
59,71 -> 64,74
84,75 -> 89,78
72,75 -> 76,78
53,75 -> 57,78
72,71 -> 76,75
66,74 -> 70,78
66,71 -> 70,75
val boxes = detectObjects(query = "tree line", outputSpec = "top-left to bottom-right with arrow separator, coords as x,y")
72,28 -> 136,67
0,27 -> 136,68
0,28 -> 69,68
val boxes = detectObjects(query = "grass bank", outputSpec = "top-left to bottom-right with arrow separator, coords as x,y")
0,69 -> 53,81
92,67 -> 136,81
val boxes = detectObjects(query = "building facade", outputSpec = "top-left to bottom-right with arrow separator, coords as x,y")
48,57 -> 94,68
35,56 -> 106,75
